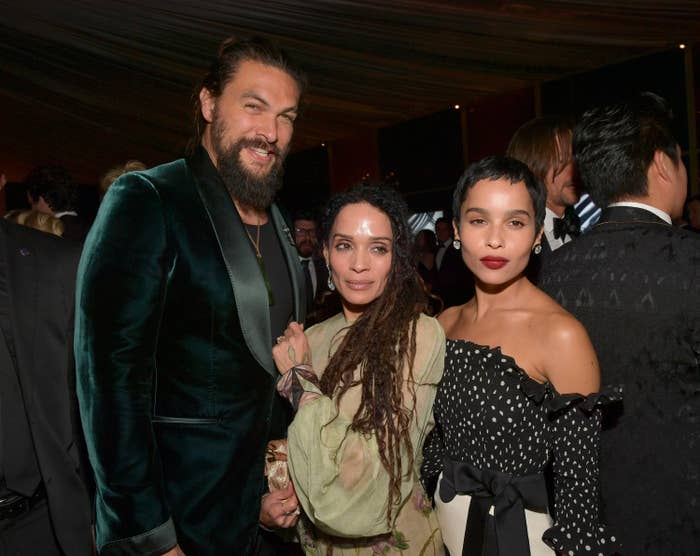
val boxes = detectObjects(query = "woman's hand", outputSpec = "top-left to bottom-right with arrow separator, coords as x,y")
259,482 -> 301,529
272,322 -> 311,374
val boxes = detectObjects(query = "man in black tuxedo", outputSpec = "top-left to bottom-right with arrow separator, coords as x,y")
292,209 -> 339,325
541,93 -> 700,554
507,117 -> 584,282
0,218 -> 92,555
432,216 -> 474,308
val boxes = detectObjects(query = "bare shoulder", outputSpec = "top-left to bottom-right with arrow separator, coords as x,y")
437,302 -> 471,338
534,297 -> 600,395
539,310 -> 591,353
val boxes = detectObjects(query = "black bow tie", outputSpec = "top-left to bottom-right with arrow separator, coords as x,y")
552,208 -> 581,240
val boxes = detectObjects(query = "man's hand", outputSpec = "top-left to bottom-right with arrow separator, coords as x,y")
259,481 -> 300,529
272,322 -> 311,374
161,545 -> 186,556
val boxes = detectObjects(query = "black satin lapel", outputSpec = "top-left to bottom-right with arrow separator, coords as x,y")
192,171 -> 275,377
2,222 -> 37,410
270,205 -> 306,324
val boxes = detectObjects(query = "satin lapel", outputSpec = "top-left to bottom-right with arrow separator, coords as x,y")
2,222 -> 38,410
192,173 -> 276,377
270,205 -> 306,324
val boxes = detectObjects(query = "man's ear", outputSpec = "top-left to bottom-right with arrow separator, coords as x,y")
651,149 -> 676,184
199,88 -> 215,124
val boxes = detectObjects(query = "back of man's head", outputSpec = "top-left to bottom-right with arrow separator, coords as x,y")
573,92 -> 679,206
25,164 -> 77,213
189,36 -> 307,153
506,116 -> 573,184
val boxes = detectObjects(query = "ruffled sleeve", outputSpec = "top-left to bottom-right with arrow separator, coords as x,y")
286,315 -> 445,538
542,385 -> 623,555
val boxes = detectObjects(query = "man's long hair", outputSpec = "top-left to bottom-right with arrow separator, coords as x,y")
507,115 -> 574,184
319,184 -> 427,524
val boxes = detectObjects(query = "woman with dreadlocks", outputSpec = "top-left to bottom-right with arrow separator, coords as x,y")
272,184 -> 445,555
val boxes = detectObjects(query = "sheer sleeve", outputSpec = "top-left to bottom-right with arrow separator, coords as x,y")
286,316 -> 445,538
542,387 -> 623,555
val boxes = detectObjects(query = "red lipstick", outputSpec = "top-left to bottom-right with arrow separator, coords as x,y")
480,257 -> 508,269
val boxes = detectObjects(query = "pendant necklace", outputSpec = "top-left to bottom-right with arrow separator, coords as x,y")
245,221 -> 275,306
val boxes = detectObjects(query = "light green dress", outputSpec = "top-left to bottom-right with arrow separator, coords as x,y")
287,313 -> 446,555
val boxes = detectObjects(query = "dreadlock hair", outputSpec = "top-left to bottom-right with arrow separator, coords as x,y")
319,183 -> 427,525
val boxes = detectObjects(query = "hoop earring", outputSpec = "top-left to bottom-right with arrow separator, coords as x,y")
533,244 -> 542,255
452,239 -> 461,250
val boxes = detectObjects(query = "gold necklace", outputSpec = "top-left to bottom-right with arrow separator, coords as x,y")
245,222 -> 262,261
244,221 -> 275,306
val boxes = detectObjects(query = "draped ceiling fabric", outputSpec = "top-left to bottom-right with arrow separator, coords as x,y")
1,1 -> 699,183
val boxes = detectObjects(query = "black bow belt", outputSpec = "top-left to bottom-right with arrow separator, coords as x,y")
439,458 -> 548,556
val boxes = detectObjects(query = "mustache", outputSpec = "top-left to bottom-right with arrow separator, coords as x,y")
240,137 -> 281,157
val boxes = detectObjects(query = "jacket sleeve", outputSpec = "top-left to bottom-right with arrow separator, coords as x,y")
75,173 -> 178,555
286,317 -> 445,538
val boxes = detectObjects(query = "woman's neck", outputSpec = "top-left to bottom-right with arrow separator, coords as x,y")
470,274 -> 532,319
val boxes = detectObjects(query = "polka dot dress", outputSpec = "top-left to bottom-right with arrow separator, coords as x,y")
421,340 -> 622,555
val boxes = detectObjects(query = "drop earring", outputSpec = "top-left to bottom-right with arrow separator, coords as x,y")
533,244 -> 542,255
452,239 -> 461,250
326,261 -> 336,291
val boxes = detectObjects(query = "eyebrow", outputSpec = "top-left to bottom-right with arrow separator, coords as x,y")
242,91 -> 298,114
332,233 -> 393,242
465,207 -> 532,218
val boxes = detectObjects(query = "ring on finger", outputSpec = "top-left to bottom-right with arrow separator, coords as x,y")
276,335 -> 285,344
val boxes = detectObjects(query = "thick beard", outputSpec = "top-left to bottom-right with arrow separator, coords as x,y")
212,120 -> 286,211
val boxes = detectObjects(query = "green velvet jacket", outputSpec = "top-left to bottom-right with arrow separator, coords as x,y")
75,148 -> 305,555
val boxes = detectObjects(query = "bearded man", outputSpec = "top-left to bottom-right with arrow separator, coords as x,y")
75,37 -> 307,556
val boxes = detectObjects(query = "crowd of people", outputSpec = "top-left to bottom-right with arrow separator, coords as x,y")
1,34 -> 698,556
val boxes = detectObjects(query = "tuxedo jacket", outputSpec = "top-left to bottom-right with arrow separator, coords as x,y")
0,219 -> 92,555
75,148 -> 306,556
540,206 -> 700,553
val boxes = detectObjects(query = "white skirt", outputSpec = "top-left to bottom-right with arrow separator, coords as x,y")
435,472 -> 554,555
